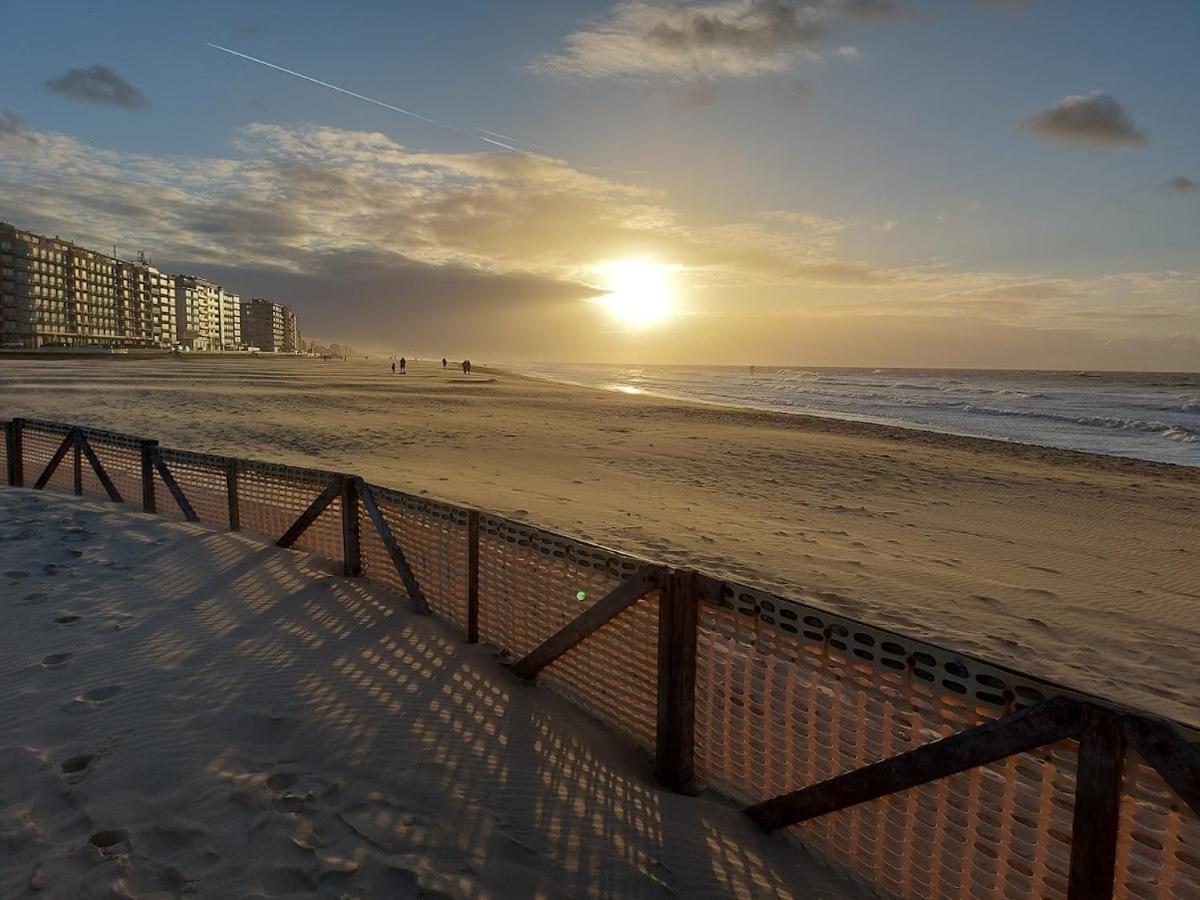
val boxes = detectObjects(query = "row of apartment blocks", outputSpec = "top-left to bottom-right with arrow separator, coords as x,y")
0,222 -> 301,352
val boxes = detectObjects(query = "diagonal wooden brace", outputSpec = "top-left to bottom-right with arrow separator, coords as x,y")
359,480 -> 429,615
153,453 -> 199,522
746,695 -> 1083,832
78,433 -> 123,503
1124,714 -> 1200,819
277,477 -> 342,548
33,428 -> 78,490
511,564 -> 663,681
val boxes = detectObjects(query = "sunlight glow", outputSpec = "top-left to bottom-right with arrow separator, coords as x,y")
594,259 -> 678,328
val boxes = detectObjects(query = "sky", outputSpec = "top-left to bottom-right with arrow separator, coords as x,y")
1,0 -> 1197,369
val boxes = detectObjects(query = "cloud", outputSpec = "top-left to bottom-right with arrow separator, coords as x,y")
0,120 -> 903,294
531,0 -> 898,81
0,110 -> 33,140
1165,176 -> 1197,194
1021,92 -> 1146,146
0,110 -> 39,153
44,65 -> 150,109
0,110 -> 25,136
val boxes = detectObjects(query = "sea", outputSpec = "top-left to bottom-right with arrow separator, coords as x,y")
500,364 -> 1200,467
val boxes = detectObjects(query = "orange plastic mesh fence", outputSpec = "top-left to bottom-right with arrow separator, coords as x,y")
359,486 -> 470,629
20,420 -> 75,493
8,417 -> 1200,900
694,583 -> 1200,899
154,448 -> 230,526
237,460 -> 344,562
475,515 -> 660,752
1117,759 -> 1200,899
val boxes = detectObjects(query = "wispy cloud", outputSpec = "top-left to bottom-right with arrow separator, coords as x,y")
531,0 -> 894,82
1022,92 -> 1146,146
44,65 -> 149,109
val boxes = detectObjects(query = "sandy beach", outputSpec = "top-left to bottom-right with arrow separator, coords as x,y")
0,488 -> 867,898
2,355 -> 1197,727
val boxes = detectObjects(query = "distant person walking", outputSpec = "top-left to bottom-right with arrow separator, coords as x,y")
442,357 -> 447,369
390,361 -> 395,375
462,359 -> 472,375
399,356 -> 407,375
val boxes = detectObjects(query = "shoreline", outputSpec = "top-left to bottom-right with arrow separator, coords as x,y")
3,356 -> 1198,726
490,363 -> 1200,480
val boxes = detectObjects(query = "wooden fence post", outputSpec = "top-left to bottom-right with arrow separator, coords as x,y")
467,509 -> 480,643
139,440 -> 158,513
8,418 -> 23,487
226,458 -> 240,531
655,568 -> 699,792
341,476 -> 362,577
72,430 -> 82,495
1068,705 -> 1125,900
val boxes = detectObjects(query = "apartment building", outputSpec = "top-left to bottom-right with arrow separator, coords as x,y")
0,222 -> 161,348
218,289 -> 242,351
147,265 -> 176,348
174,275 -> 222,351
2,222 -> 301,352
241,297 -> 299,353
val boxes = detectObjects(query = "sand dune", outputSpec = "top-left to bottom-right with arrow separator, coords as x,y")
0,489 -> 867,898
1,356 -> 1197,727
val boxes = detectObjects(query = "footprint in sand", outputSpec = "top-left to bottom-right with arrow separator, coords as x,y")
88,830 -> 129,852
74,685 -> 123,707
265,771 -> 311,812
20,592 -> 48,605
61,753 -> 96,783
42,652 -> 74,670
55,614 -> 81,624
4,570 -> 31,579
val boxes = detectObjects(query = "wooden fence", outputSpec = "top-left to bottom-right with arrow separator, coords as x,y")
4,416 -> 1199,899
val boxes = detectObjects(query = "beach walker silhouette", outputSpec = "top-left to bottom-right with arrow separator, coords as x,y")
399,357 -> 406,374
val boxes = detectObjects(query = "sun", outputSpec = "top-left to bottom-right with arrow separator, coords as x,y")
594,258 -> 679,328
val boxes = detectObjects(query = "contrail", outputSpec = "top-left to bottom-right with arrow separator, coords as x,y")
206,43 -> 534,153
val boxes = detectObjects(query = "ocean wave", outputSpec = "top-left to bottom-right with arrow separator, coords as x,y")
959,404 -> 1200,443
